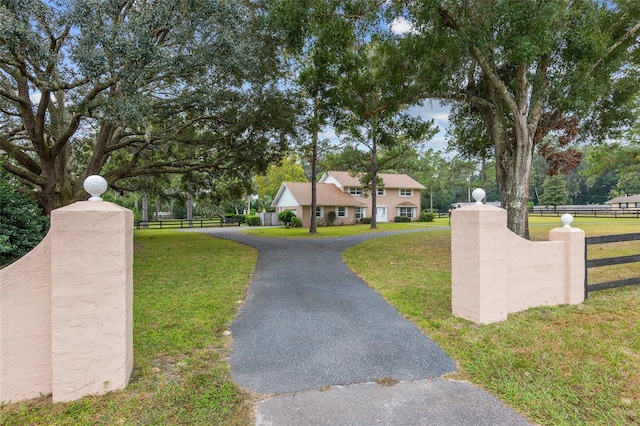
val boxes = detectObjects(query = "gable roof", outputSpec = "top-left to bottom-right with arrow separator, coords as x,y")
320,171 -> 426,190
606,194 -> 640,204
273,182 -> 366,207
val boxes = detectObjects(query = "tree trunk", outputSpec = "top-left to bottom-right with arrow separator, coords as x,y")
309,98 -> 319,234
491,112 -> 533,239
369,117 -> 378,229
187,194 -> 193,226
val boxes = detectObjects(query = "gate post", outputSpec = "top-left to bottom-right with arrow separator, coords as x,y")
50,178 -> 133,402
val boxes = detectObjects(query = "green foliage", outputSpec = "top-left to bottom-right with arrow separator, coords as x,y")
394,216 -> 412,222
254,155 -> 308,198
359,217 -> 371,224
418,211 -> 436,222
326,210 -> 337,226
0,170 -> 49,266
290,216 -> 303,227
277,209 -> 297,226
540,175 -> 570,208
246,215 -> 261,226
1,0 -> 299,213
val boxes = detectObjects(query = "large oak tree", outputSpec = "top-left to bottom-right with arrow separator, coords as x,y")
394,0 -> 640,237
1,0 -> 298,213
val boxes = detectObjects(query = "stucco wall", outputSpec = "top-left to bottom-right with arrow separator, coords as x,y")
451,203 -> 585,324
0,201 -> 133,403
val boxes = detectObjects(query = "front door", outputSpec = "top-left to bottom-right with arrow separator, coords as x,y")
376,206 -> 387,222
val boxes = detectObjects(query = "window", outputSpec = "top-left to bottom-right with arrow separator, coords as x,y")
355,207 -> 366,219
636,203 -> 640,208
377,188 -> 385,196
349,187 -> 363,196
398,207 -> 414,218
399,189 -> 413,197
315,206 -> 323,217
337,206 -> 347,218
620,203 -> 629,209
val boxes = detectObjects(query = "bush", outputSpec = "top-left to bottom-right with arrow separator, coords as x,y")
0,170 -> 49,266
326,211 -> 337,226
418,211 -> 436,222
359,217 -> 371,224
277,209 -> 296,226
291,216 -> 303,227
224,214 -> 245,223
394,216 -> 412,222
246,215 -> 261,226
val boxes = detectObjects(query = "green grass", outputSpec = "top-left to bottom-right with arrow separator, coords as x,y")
2,218 -> 638,425
343,219 -> 640,425
0,230 -> 257,425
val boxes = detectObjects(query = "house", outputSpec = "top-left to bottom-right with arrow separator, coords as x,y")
271,171 -> 426,227
605,194 -> 640,210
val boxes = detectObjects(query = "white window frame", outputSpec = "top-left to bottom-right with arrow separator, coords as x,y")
377,188 -> 385,196
337,206 -> 348,218
349,187 -> 363,196
398,207 -> 415,218
355,206 -> 366,219
399,188 -> 413,197
315,206 -> 324,217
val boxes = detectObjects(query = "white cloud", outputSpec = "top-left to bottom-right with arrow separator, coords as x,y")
390,17 -> 416,35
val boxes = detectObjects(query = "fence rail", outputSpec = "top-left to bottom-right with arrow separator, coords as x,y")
532,208 -> 640,218
134,217 -> 241,230
585,233 -> 640,294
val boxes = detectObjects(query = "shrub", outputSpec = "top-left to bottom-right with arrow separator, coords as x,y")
225,213 -> 246,223
360,217 -> 371,224
418,211 -> 436,222
291,216 -> 302,227
246,215 -> 261,226
277,209 -> 296,226
326,211 -> 337,226
394,216 -> 412,222
0,170 -> 49,266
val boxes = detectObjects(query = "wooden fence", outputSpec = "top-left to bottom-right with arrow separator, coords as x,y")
134,217 -> 241,230
585,233 -> 640,295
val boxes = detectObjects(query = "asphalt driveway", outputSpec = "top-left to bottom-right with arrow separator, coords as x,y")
193,227 -> 532,425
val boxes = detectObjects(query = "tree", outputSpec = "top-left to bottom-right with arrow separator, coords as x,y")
254,154 -> 308,198
1,0 -> 298,214
0,168 -> 49,266
582,141 -> 640,198
540,174 -> 569,210
332,40 -> 437,228
394,0 -> 640,238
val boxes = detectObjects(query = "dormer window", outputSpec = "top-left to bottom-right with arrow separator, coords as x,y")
349,187 -> 363,196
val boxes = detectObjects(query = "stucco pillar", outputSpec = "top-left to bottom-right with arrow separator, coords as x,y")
50,201 -> 133,402
451,204 -> 509,324
549,226 -> 586,305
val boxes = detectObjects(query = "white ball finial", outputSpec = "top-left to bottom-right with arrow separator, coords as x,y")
83,175 -> 108,201
561,213 -> 574,228
472,188 -> 485,204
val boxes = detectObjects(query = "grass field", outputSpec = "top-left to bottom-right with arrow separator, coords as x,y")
343,217 -> 640,425
0,230 -> 257,425
0,217 -> 638,425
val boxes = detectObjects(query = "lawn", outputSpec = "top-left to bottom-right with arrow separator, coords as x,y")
0,230 -> 257,425
1,217 -> 637,425
343,217 -> 640,425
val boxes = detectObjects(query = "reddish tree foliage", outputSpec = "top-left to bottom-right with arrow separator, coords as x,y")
535,114 -> 583,176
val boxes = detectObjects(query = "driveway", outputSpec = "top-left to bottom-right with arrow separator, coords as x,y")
192,227 -> 532,425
